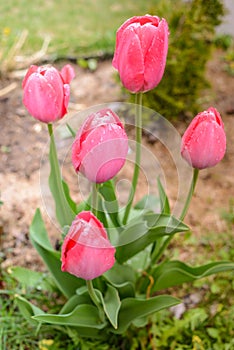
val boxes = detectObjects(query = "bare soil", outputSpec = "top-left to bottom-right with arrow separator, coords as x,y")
0,50 -> 233,270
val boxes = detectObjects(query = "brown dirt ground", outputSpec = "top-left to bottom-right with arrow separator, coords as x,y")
0,50 -> 233,271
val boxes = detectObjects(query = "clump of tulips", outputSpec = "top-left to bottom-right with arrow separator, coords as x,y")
14,14 -> 233,346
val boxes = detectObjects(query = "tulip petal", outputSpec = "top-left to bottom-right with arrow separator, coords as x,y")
60,64 -> 75,84
61,211 -> 116,280
181,107 -> 226,169
23,73 -> 62,122
112,15 -> 169,93
115,25 -> 144,93
22,65 -> 38,88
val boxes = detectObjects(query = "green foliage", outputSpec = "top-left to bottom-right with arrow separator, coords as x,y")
132,0 -> 225,119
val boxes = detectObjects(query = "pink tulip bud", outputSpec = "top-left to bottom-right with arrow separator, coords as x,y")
112,15 -> 169,93
72,108 -> 128,183
181,107 -> 226,169
22,64 -> 75,123
61,211 -> 115,280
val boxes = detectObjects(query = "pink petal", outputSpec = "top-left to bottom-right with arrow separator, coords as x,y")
23,73 -> 61,122
22,65 -> 38,88
60,64 -> 75,84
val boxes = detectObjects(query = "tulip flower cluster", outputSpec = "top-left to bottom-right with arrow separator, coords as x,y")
17,13 -> 233,345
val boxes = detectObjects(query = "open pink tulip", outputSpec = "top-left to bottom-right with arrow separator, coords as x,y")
72,108 -> 128,183
61,211 -> 115,280
181,107 -> 226,169
22,64 -> 75,123
112,15 -> 169,93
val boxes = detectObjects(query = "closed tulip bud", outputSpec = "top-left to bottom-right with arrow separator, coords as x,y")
22,64 -> 75,123
112,15 -> 169,93
181,107 -> 226,169
61,211 -> 115,280
72,108 -> 128,183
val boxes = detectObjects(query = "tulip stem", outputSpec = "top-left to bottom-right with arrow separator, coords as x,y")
91,183 -> 99,217
179,168 -> 199,221
152,168 -> 199,264
86,280 -> 104,322
123,92 -> 143,225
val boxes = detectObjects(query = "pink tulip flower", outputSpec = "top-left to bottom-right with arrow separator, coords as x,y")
61,211 -> 116,280
181,107 -> 226,169
72,108 -> 128,183
22,64 -> 75,123
112,15 -> 169,93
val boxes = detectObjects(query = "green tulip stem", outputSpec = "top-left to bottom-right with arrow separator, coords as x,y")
47,123 -> 74,227
179,168 -> 199,221
91,183 -> 99,217
123,92 -> 143,225
86,279 -> 104,322
152,168 -> 199,263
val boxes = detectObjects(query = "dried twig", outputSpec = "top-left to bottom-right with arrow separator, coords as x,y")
0,82 -> 18,98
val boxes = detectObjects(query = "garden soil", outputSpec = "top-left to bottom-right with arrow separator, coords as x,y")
0,50 -> 234,271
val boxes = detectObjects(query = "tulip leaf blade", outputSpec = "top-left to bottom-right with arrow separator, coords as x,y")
112,295 -> 180,334
30,209 -> 84,298
116,214 -> 188,263
157,177 -> 170,214
134,194 -> 160,212
103,263 -> 136,298
150,260 -> 234,292
48,123 -> 75,227
103,285 -> 121,329
15,295 -> 44,327
8,266 -> 56,292
62,179 -> 77,214
98,180 -> 120,227
59,293 -> 92,315
33,304 -> 106,329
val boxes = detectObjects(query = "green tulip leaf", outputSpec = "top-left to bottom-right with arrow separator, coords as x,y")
150,260 -> 234,291
112,295 -> 180,334
48,124 -> 75,227
59,292 -> 92,314
102,285 -> 121,329
8,266 -> 56,292
30,209 -> 84,298
62,179 -> 77,214
15,295 -> 44,326
103,263 -> 136,298
157,178 -> 170,214
33,304 -> 106,328
98,180 -> 120,227
134,194 -> 160,212
116,214 -> 188,263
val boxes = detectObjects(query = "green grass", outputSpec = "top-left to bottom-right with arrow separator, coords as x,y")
0,0 -> 156,59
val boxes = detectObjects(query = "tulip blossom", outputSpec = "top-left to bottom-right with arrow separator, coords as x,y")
72,108 -> 128,183
61,211 -> 115,280
112,15 -> 169,93
181,107 -> 226,169
22,64 -> 75,123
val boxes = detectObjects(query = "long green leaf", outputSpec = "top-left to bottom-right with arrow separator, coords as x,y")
15,295 -> 44,326
116,214 -> 188,263
59,293 -> 92,314
112,295 -> 180,334
150,260 -> 234,291
134,194 -> 160,212
48,123 -> 75,227
97,285 -> 121,329
157,178 -> 170,214
30,209 -> 84,298
33,304 -> 106,328
8,266 -> 56,292
103,263 -> 136,298
98,181 -> 120,227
